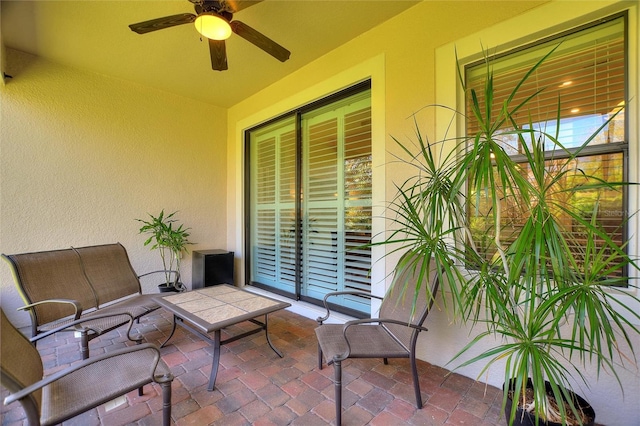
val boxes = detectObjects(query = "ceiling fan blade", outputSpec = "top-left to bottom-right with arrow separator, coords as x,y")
209,39 -> 229,71
129,13 -> 196,34
220,0 -> 264,13
230,20 -> 290,62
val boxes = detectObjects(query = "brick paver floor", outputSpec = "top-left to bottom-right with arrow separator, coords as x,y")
1,306 -> 506,425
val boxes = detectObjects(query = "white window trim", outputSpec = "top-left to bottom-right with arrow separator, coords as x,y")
435,0 -> 639,321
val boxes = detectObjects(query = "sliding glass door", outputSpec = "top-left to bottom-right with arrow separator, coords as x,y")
247,84 -> 372,315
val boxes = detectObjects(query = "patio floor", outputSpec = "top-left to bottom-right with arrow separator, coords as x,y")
1,306 -> 507,425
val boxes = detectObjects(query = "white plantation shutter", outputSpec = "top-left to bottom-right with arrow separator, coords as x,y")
253,136 -> 276,285
250,118 -> 296,293
301,94 -> 372,313
278,130 -> 297,291
249,86 -> 372,314
304,116 -> 339,297
343,107 -> 372,294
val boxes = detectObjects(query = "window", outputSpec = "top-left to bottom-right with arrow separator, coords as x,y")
465,13 -> 627,271
246,83 -> 372,315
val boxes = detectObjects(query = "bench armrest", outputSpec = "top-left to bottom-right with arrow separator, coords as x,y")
27,312 -> 136,344
18,299 -> 84,319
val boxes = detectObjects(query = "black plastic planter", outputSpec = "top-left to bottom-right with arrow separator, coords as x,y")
158,283 -> 180,293
504,379 -> 595,426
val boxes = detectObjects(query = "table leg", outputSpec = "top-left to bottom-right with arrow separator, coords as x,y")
207,329 -> 222,391
264,314 -> 283,358
160,314 -> 178,348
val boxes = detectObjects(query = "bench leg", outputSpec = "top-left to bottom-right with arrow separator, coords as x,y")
80,331 -> 89,360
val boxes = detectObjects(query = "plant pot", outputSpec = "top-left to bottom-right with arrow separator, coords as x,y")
504,379 -> 595,426
158,283 -> 180,293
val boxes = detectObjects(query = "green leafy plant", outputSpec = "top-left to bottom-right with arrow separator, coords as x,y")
376,48 -> 640,425
137,210 -> 192,288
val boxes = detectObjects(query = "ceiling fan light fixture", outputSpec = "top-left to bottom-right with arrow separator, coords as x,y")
195,12 -> 232,40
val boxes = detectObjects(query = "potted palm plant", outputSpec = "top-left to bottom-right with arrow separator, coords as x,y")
137,210 -> 192,292
377,47 -> 640,425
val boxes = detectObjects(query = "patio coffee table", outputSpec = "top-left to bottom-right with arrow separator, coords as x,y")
155,285 -> 291,391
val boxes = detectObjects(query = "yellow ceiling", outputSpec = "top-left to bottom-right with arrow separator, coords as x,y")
1,0 -> 421,108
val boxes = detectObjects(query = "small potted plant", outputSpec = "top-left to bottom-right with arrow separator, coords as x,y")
137,210 -> 192,292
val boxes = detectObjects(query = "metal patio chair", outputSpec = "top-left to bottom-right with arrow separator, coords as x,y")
315,252 -> 440,425
0,308 -> 173,426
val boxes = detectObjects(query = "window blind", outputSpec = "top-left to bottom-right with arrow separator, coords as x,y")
466,16 -> 626,153
465,15 -> 627,274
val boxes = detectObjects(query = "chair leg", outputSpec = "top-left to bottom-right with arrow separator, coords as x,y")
134,339 -> 145,396
410,352 -> 422,408
161,380 -> 172,426
334,360 -> 342,426
318,343 -> 324,370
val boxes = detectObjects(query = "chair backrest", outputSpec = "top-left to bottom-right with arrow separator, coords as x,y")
3,249 -> 99,327
73,243 -> 142,305
379,251 -> 439,349
1,308 -> 43,423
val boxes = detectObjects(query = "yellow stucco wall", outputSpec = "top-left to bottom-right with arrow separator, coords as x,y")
0,49 -> 228,327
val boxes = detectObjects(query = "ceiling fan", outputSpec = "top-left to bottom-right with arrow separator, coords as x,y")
128,0 -> 291,71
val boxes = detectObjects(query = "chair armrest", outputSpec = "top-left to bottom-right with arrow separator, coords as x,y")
18,299 -> 84,319
27,312 -> 136,344
3,343 -> 172,406
343,317 -> 428,334
138,269 -> 180,281
329,318 -> 429,362
316,291 -> 383,323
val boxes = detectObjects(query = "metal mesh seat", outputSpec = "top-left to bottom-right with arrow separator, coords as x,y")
0,308 -> 173,426
315,251 -> 440,425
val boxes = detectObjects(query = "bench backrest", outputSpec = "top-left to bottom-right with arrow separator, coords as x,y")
3,248 -> 99,326
3,243 -> 144,328
73,243 -> 142,306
